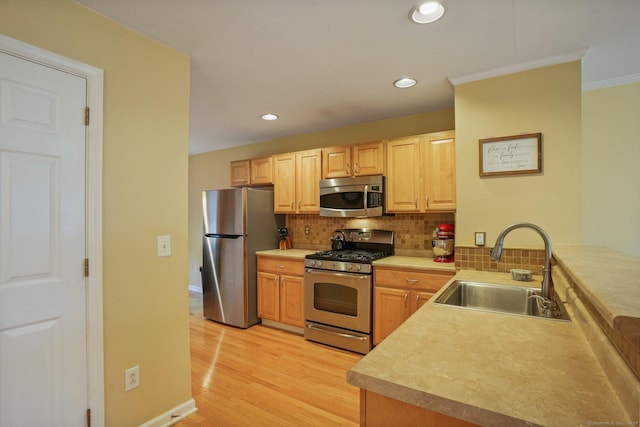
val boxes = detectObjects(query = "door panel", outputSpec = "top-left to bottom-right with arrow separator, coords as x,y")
202,236 -> 247,327
0,51 -> 87,426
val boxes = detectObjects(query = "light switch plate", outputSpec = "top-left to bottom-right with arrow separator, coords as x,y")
157,235 -> 171,257
475,232 -> 486,247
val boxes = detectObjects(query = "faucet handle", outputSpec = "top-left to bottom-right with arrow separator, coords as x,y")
528,294 -> 559,318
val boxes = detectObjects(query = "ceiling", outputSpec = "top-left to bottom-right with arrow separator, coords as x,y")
74,0 -> 640,154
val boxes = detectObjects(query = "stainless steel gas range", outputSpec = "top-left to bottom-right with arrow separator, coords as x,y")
303,229 -> 394,354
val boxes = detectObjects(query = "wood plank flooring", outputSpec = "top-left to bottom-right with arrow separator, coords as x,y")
175,304 -> 363,426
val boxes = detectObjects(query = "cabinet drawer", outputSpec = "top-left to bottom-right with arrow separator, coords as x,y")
374,267 -> 453,292
257,256 -> 305,276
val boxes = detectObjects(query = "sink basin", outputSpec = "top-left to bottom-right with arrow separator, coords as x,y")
433,280 -> 570,321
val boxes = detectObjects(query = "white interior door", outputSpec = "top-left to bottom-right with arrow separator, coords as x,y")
0,51 -> 88,426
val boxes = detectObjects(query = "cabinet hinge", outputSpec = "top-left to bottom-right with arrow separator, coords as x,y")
86,408 -> 91,427
84,106 -> 90,126
84,258 -> 89,277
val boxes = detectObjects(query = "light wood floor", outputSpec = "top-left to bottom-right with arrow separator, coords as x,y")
175,302 -> 363,426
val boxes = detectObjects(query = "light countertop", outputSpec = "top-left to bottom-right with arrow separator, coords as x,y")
255,249 -> 316,259
373,255 -> 456,272
347,269 -> 632,426
256,250 -> 456,273
553,244 -> 640,336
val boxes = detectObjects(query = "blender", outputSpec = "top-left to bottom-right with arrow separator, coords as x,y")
432,224 -> 455,263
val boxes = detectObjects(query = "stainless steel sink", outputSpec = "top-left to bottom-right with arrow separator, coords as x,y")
433,280 -> 570,321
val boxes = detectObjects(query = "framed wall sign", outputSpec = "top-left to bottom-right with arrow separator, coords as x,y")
479,133 -> 542,177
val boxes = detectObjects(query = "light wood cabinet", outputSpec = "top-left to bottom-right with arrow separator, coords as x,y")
230,159 -> 251,187
385,130 -> 456,212
360,390 -> 479,427
373,266 -> 453,344
322,141 -> 384,179
230,156 -> 273,187
257,256 -> 305,328
273,149 -> 321,214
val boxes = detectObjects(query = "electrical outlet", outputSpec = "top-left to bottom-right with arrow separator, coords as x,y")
304,225 -> 310,235
157,235 -> 171,257
125,366 -> 140,391
475,232 -> 486,247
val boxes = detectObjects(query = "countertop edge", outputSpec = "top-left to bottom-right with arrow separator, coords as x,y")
346,370 -> 532,427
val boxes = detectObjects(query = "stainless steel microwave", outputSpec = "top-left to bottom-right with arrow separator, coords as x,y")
319,175 -> 385,217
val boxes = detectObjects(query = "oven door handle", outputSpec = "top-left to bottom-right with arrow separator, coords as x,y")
305,323 -> 368,341
305,269 -> 369,280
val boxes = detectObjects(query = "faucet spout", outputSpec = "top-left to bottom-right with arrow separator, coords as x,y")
490,223 -> 554,305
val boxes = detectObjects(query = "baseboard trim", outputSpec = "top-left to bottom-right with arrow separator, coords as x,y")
139,398 -> 197,427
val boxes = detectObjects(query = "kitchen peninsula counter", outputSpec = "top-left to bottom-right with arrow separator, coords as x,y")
347,268 -> 635,426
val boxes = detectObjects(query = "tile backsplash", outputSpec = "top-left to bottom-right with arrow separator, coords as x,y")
286,214 -> 547,274
286,213 -> 455,256
454,246 -> 547,275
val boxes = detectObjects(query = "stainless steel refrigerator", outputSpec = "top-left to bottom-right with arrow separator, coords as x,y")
201,187 -> 284,328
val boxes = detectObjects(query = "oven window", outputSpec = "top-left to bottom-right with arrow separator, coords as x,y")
314,282 -> 358,316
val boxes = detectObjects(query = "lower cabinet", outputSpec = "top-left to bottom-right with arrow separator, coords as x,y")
373,266 -> 453,344
360,390 -> 479,427
257,256 -> 305,328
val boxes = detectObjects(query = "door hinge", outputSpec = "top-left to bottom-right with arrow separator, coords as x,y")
86,408 -> 91,427
84,106 -> 90,126
84,258 -> 89,277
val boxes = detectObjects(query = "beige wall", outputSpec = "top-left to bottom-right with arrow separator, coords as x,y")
0,1 -> 192,426
188,109 -> 455,287
582,82 -> 640,258
454,62 -> 583,249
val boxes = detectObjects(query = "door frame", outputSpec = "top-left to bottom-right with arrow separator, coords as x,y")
0,34 -> 105,427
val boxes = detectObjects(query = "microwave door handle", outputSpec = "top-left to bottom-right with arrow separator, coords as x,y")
363,185 -> 368,214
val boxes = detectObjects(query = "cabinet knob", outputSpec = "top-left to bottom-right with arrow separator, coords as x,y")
355,162 -> 360,174
404,292 -> 408,307
405,278 -> 419,284
425,195 -> 429,206
414,197 -> 418,208
346,162 -> 350,175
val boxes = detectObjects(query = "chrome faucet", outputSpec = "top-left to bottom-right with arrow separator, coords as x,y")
489,222 -> 559,317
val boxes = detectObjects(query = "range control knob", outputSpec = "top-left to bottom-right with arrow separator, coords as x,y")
316,261 -> 322,268
308,260 -> 316,267
355,264 -> 362,271
346,263 -> 353,270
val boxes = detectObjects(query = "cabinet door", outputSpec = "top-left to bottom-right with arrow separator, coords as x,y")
373,286 -> 410,345
322,146 -> 351,179
411,290 -> 435,313
230,160 -> 250,187
423,131 -> 456,211
280,274 -> 305,327
353,141 -> 384,176
257,271 -> 279,321
385,137 -> 421,212
296,149 -> 321,213
273,153 -> 296,213
250,157 -> 273,185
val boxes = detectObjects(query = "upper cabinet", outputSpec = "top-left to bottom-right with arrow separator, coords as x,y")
322,141 -> 385,179
386,130 -> 456,212
230,156 -> 273,187
273,149 -> 321,214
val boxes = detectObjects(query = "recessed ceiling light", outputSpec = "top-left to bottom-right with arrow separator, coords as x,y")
410,1 -> 445,24
394,77 -> 417,88
261,113 -> 279,121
